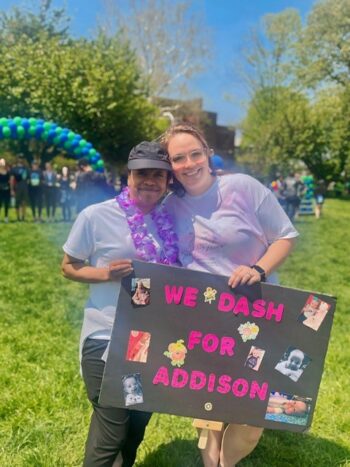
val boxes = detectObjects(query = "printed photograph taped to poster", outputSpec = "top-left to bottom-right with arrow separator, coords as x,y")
126,330 -> 151,363
100,260 -> 337,433
265,391 -> 312,426
122,373 -> 144,407
131,278 -> 151,306
298,294 -> 331,331
275,346 -> 311,382
245,346 -> 265,371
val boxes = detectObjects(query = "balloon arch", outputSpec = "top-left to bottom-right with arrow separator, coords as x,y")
0,117 -> 104,171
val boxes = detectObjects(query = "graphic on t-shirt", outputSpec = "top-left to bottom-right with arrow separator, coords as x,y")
237,322 -> 259,342
126,330 -> 151,363
244,346 -> 265,371
298,294 -> 330,331
163,339 -> 188,367
30,171 -> 40,186
131,278 -> 150,306
275,346 -> 311,382
265,391 -> 312,426
122,373 -> 144,406
203,287 -> 217,304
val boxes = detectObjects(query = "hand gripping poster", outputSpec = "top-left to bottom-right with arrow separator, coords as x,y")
100,261 -> 336,433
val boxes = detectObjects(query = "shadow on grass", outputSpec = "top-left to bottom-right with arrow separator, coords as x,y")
139,431 -> 350,467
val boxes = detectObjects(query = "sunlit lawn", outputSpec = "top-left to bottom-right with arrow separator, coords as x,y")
0,199 -> 349,466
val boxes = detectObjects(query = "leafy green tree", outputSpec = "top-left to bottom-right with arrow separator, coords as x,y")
0,29 -> 160,163
297,0 -> 350,88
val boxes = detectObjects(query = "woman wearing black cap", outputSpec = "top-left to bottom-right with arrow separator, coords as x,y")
61,142 -> 178,467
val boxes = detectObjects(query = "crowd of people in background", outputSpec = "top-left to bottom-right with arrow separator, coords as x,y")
0,154 -> 117,223
1,153 -> 349,225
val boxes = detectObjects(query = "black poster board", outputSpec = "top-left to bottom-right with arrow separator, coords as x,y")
100,261 -> 336,432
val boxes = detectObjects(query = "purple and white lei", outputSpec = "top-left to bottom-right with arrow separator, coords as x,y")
116,187 -> 179,265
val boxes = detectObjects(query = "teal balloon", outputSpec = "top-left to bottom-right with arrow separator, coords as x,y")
68,131 -> 75,140
53,136 -> 61,145
41,130 -> 49,140
74,147 -> 82,155
79,139 -> 87,147
96,160 -> 104,167
64,141 -> 72,150
3,127 -> 11,138
89,149 -> 97,157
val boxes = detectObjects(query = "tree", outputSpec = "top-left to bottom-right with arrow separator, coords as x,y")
0,0 -> 70,43
296,0 -> 350,88
100,0 -> 211,98
239,87 -> 323,178
241,8 -> 302,94
0,31 -> 161,163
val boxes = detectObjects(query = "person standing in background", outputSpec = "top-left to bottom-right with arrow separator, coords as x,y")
10,154 -> 29,222
58,166 -> 73,222
0,158 -> 11,223
28,160 -> 43,222
42,162 -> 58,222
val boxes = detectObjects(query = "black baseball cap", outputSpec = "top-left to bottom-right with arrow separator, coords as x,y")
127,141 -> 171,171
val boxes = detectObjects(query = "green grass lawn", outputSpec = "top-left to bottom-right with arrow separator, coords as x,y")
0,199 -> 349,466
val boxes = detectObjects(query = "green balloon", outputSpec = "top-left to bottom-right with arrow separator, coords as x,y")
17,126 -> 25,138
53,136 -> 61,145
29,118 -> 37,125
74,147 -> 82,155
68,131 -> 75,140
3,127 -> 11,138
64,141 -> 72,150
79,139 -> 87,147
55,126 -> 62,134
41,130 -> 49,140
43,122 -> 52,130
29,126 -> 37,136
14,116 -> 22,125
91,164 -> 98,170
0,118 -> 8,125
89,149 -> 97,157
97,160 -> 104,167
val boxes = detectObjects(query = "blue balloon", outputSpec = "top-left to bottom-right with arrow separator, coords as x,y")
48,129 -> 57,140
59,134 -> 68,144
96,167 -> 104,173
69,139 -> 80,149
36,119 -> 44,125
0,126 -> 3,139
81,147 -> 90,155
21,118 -> 30,129
85,142 -> 93,150
90,156 -> 98,163
35,126 -> 44,137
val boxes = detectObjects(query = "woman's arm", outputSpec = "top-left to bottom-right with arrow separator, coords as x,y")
61,253 -> 133,283
228,238 -> 296,288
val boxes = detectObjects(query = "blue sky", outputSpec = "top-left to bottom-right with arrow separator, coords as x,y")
1,0 -> 317,126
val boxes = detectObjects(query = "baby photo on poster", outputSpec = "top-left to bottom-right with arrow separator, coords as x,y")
122,373 -> 144,407
131,278 -> 151,306
275,347 -> 311,382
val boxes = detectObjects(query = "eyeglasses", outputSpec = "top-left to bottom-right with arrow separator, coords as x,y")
170,149 -> 207,167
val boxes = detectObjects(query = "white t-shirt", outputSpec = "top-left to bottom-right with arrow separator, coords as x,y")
63,199 -> 162,347
165,174 -> 298,282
